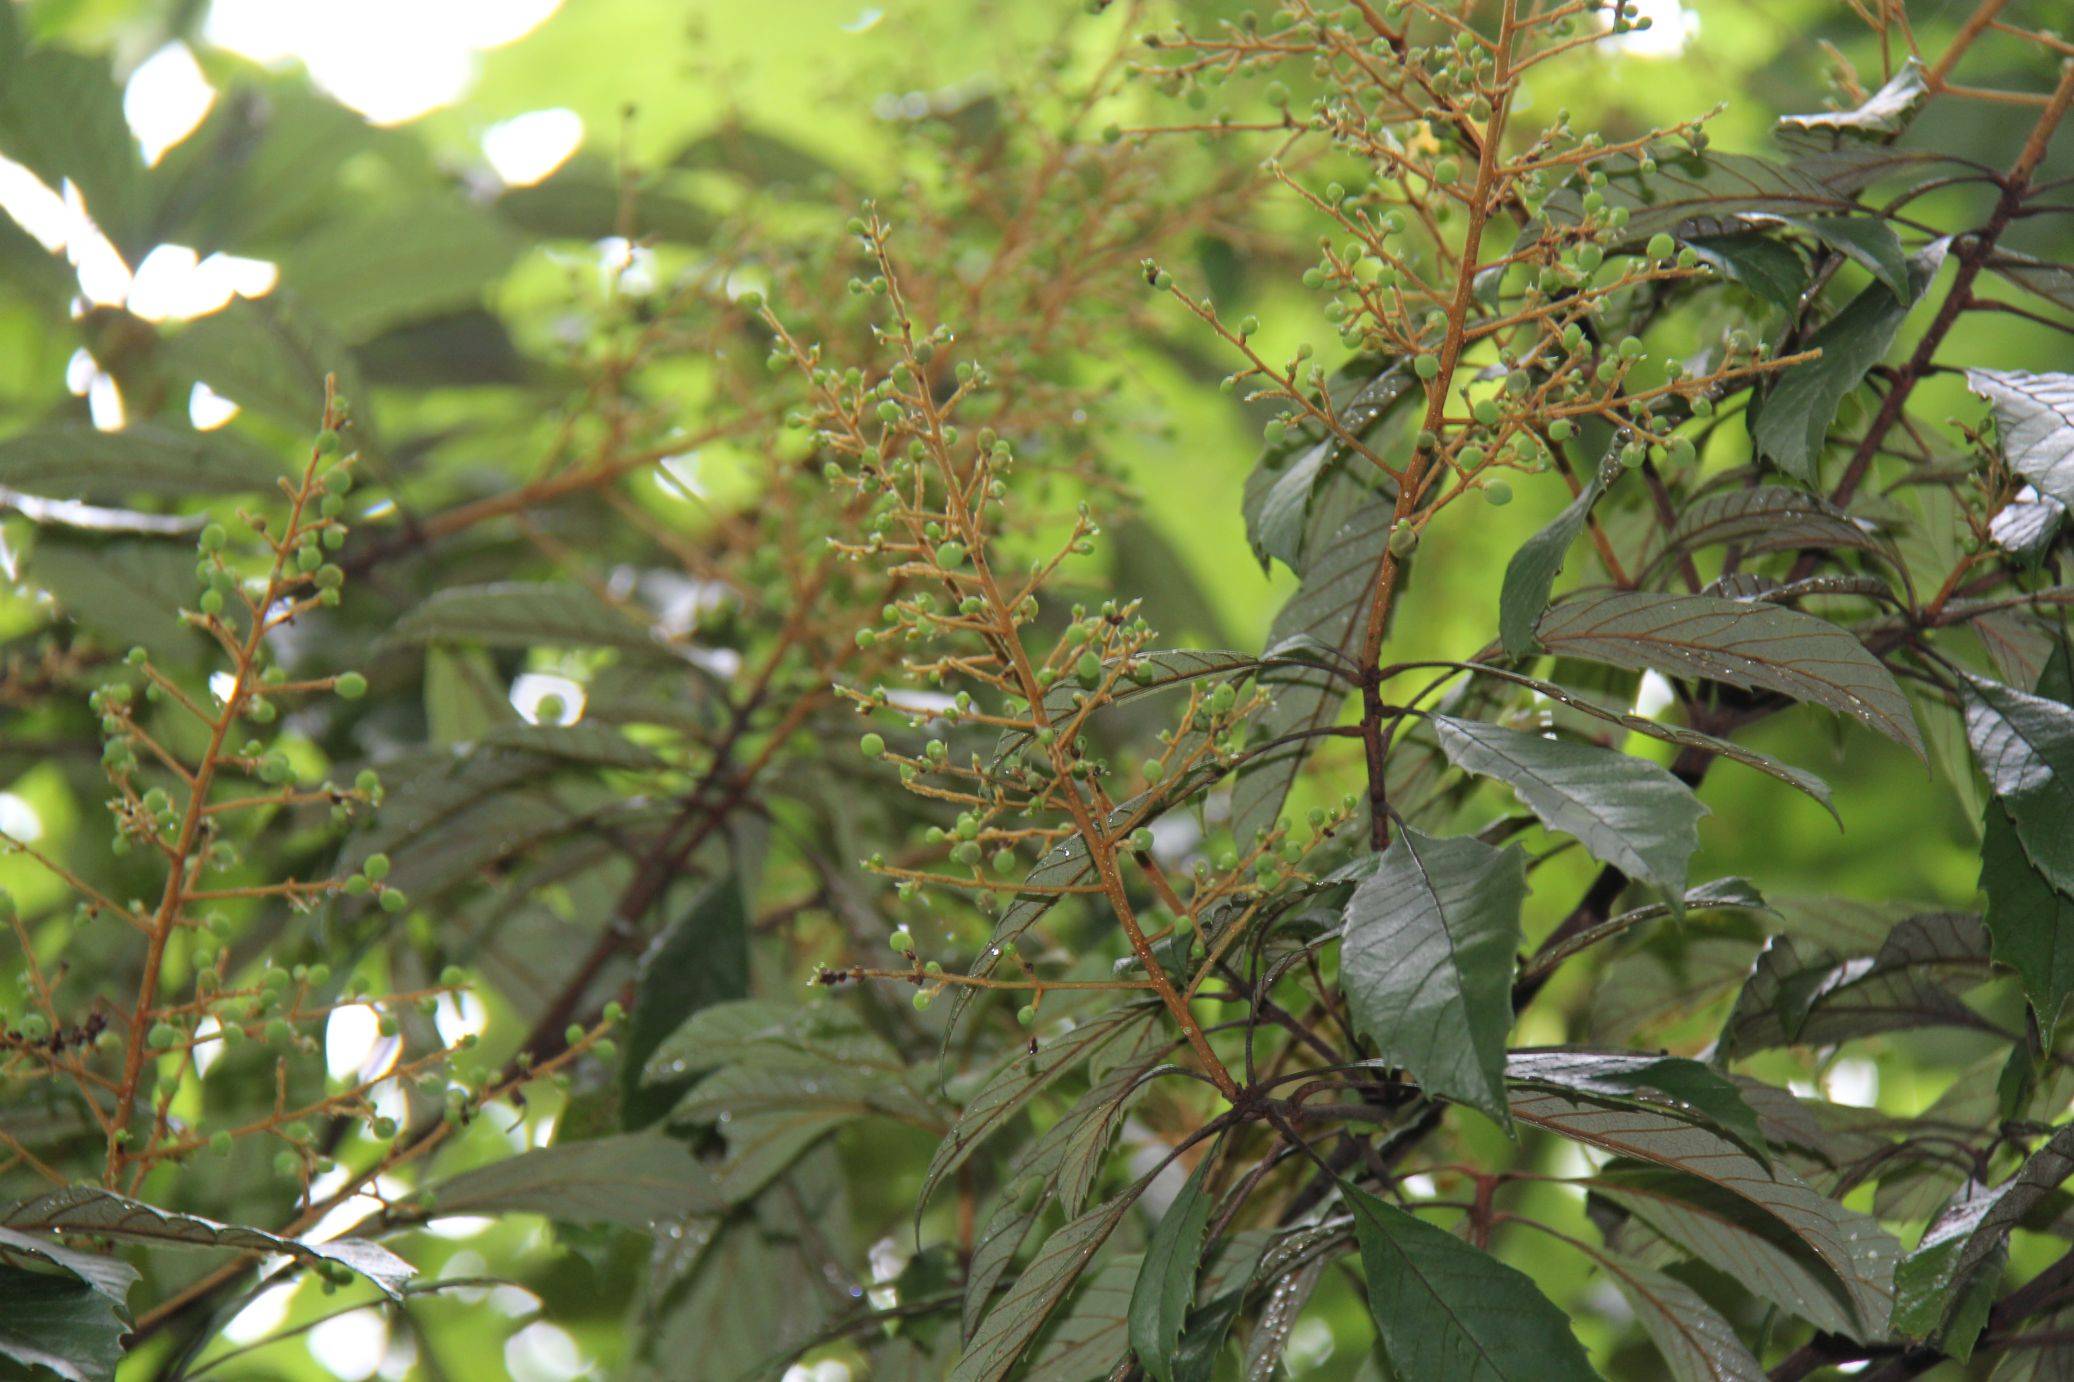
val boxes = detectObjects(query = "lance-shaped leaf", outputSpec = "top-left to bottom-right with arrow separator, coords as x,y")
1970,370 -> 2074,508
1778,215 -> 1910,302
1348,1186 -> 1595,1381
1544,149 -> 1882,243
1506,1051 -> 1769,1164
1241,355 -> 1411,573
1233,499 -> 1388,850
1779,57 -> 1929,139
954,1184 -> 1144,1382
1592,1166 -> 1876,1339
1129,1155 -> 1217,1382
1499,456 -> 1615,658
0,1228 -> 136,1311
1981,803 -> 2074,1030
1965,675 -> 2074,895
1754,240 -> 1945,483
1513,1090 -> 1899,1337
1892,1125 -> 2074,1340
1535,590 -> 1923,756
1599,1250 -> 1766,1382
415,1134 -> 707,1231
3,1187 -> 413,1299
0,423 -> 287,501
1432,714 -> 1708,894
1340,827 -> 1527,1128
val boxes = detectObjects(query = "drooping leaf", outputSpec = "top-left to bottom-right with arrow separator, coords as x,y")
1777,57 -> 1929,139
1241,356 -> 1411,573
1969,370 -> 2074,513
1506,1052 -> 1769,1164
1778,215 -> 1910,301
1024,1253 -> 1139,1382
0,1268 -> 127,1382
1431,714 -> 1708,894
1964,675 -> 2074,894
1340,827 -> 1527,1128
26,538 -> 207,664
418,1133 -> 707,1231
276,198 -> 522,341
160,292 -> 364,431
1592,1166 -> 1873,1339
1544,149 -> 1884,243
0,1229 -> 136,1310
623,875 -> 750,1129
1981,803 -> 2074,1031
1514,1091 -> 1899,1336
953,1186 -> 1144,1382
918,1003 -> 1159,1225
1348,1186 -> 1595,1381
1753,241 -> 1945,483
1600,1250 -> 1766,1382
1716,918 -> 1992,1058
1129,1154 -> 1217,1382
1892,1125 -> 2074,1340
1662,485 -> 1891,565
390,582 -> 667,654
3,1187 -> 413,1299
1499,456 -> 1615,658
1232,499 -> 1388,850
1535,590 -> 1923,756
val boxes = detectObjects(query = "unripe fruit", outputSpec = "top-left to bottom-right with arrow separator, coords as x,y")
860,732 -> 886,759
1388,521 -> 1419,557
1483,479 -> 1513,506
1646,232 -> 1677,260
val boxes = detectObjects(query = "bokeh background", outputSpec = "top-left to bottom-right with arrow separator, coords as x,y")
0,0 -> 2068,1377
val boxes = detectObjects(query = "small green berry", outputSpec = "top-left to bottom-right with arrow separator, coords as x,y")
860,732 -> 886,759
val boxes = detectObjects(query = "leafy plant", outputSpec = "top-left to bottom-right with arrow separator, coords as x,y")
1,0 -> 2072,1378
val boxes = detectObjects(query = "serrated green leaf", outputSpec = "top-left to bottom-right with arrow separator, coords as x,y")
1981,803 -> 2074,1031
1780,215 -> 1910,301
1347,1186 -> 1595,1381
953,1187 -> 1144,1382
1517,1091 -> 1898,1337
1663,485 -> 1891,565
1432,714 -> 1707,893
1892,1125 -> 2074,1340
278,198 -> 522,341
1129,1155 -> 1216,1382
1717,917 -> 1991,1058
1341,827 -> 1526,1128
1535,590 -> 1923,756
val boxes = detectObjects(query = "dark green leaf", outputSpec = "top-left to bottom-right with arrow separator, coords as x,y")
1432,714 -> 1708,893
1892,1125 -> 2074,1340
0,1229 -> 135,1310
1753,241 -> 1945,483
1348,1186 -> 1595,1381
1664,486 -> 1890,564
277,198 -> 521,341
1780,215 -> 1910,301
1981,803 -> 2074,1030
1716,917 -> 1991,1058
1499,455 -> 1614,658
1129,1155 -> 1217,1382
0,1268 -> 126,1382
1535,590 -> 1923,756
1340,827 -> 1527,1128
1686,234 -> 1808,312
623,875 -> 750,1130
